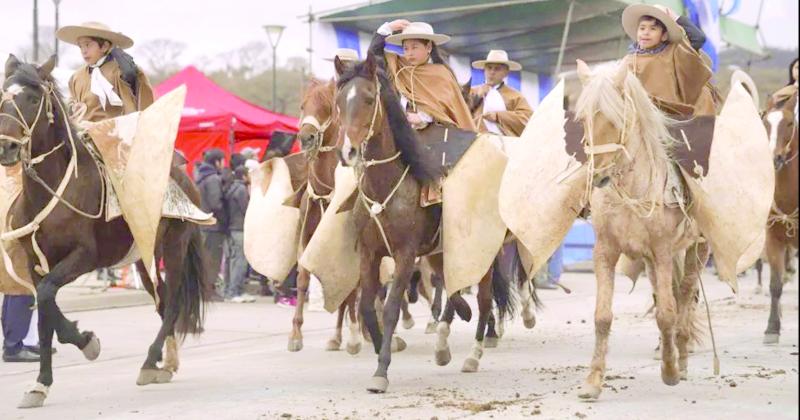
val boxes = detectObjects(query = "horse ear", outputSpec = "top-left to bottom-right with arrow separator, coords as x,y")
363,54 -> 377,76
334,56 -> 347,77
38,55 -> 57,78
5,54 -> 21,78
576,59 -> 591,86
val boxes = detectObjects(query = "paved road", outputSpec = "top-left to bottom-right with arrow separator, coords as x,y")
0,268 -> 797,420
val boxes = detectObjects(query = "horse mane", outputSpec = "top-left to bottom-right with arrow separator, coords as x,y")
302,78 -> 335,112
6,63 -> 75,157
338,60 -> 442,184
575,64 -> 676,165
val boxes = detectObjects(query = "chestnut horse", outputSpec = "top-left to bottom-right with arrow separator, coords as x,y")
762,91 -> 799,344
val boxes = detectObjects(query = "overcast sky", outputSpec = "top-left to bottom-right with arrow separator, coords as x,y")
1,0 -> 797,73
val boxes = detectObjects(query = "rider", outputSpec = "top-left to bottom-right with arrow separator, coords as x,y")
470,50 -> 533,136
620,4 -> 715,116
56,22 -> 153,122
771,58 -> 799,105
369,20 -> 476,131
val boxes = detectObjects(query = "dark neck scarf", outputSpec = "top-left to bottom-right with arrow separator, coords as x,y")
629,42 -> 669,55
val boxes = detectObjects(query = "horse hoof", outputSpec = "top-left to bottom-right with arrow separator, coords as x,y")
136,368 -> 174,386
576,383 -> 602,400
288,338 -> 303,352
435,348 -> 452,366
425,322 -> 438,334
366,376 -> 389,394
18,390 -> 47,409
763,333 -> 780,345
402,317 -> 415,330
661,368 -> 681,386
523,316 -> 536,330
325,338 -> 342,352
391,336 -> 407,352
346,342 -> 362,355
461,357 -> 480,373
81,333 -> 101,361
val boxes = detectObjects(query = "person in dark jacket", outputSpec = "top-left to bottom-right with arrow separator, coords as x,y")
224,166 -> 252,302
195,148 -> 227,290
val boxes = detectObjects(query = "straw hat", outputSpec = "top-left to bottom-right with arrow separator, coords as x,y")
472,50 -> 522,71
324,48 -> 360,62
56,22 -> 134,49
386,22 -> 450,46
621,4 -> 683,43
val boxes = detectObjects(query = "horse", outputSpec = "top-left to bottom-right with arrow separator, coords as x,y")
573,60 -> 707,400
288,78 -> 361,354
762,91 -> 799,344
334,54 -> 520,391
0,55 -> 212,409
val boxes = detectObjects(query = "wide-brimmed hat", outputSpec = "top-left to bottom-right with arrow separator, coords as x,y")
324,48 -> 360,62
621,4 -> 683,43
386,22 -> 450,46
472,50 -> 522,71
56,22 -> 134,49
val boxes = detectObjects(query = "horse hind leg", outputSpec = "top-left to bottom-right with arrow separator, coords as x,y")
401,296 -> 415,330
425,273 -> 443,334
520,279 -> 536,329
652,250 -> 680,386
288,266 -> 311,352
577,242 -> 620,400
344,290 -> 362,355
764,236 -> 787,344
326,299 -> 347,351
485,310 -> 500,348
676,242 -> 707,380
434,298 -> 455,366
462,270 -> 493,373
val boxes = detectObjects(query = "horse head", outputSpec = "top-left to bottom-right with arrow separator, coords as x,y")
298,78 -> 337,154
575,59 -> 674,186
0,54 -> 60,167
763,94 -> 798,170
334,54 -> 381,167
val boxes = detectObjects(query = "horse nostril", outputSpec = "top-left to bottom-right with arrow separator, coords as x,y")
347,147 -> 357,161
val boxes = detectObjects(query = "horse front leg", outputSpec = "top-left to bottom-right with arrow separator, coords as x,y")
577,240 -> 620,400
358,251 -> 382,353
287,266 -> 310,352
764,234 -> 787,344
462,269 -> 493,373
368,252 -> 414,394
400,296 -> 415,330
19,247 -> 100,409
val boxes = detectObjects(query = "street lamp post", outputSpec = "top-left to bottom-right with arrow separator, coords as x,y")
263,24 -> 285,111
53,0 -> 62,65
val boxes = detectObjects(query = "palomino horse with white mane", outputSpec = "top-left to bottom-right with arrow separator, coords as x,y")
570,59 -> 773,399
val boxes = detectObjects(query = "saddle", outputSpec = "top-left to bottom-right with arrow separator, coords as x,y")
416,123 -> 479,207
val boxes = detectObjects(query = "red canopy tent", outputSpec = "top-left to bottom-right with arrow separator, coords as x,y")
154,66 -> 299,175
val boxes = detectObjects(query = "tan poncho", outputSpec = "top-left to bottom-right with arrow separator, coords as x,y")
772,84 -> 798,104
471,84 -> 533,136
69,58 -> 154,122
385,53 -> 477,131
623,38 -> 714,116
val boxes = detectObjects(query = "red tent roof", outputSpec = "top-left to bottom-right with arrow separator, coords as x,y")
154,66 -> 298,140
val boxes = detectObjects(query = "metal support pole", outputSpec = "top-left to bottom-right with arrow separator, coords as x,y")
553,0 -> 575,77
272,48 -> 277,110
307,5 -> 314,79
54,0 -> 61,65
33,0 -> 39,62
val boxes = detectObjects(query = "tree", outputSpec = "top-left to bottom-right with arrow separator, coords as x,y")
135,38 -> 187,85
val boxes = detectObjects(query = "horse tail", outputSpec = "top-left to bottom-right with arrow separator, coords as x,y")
492,245 -> 528,320
174,227 -> 212,338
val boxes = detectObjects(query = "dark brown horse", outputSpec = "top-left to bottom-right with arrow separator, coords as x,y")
0,55 -> 212,409
762,91 -> 799,344
334,54 -> 518,391
289,78 -> 361,354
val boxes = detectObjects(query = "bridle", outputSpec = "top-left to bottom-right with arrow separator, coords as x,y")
340,75 -> 409,258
